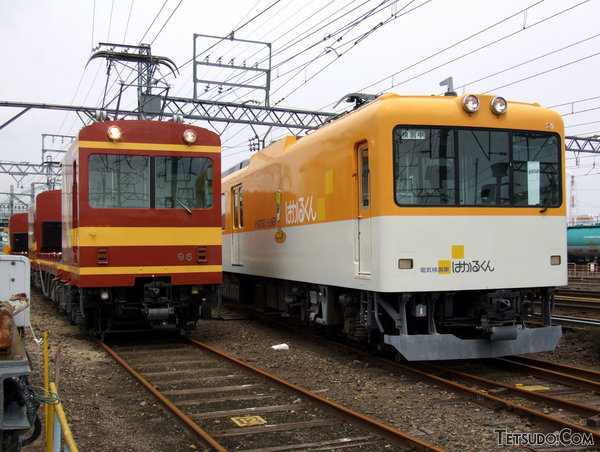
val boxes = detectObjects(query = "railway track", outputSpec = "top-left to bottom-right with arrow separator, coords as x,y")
98,337 -> 444,452
249,310 -> 600,449
377,357 -> 600,449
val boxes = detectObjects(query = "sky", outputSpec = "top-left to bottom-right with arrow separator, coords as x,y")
1,0 -> 599,220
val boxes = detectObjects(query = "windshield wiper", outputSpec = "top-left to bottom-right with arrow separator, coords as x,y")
171,196 -> 192,215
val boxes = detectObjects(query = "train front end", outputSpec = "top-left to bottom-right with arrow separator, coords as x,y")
61,120 -> 221,336
369,93 -> 566,360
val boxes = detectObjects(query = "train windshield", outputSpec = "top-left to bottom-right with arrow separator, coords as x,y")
88,154 -> 213,209
155,157 -> 213,209
392,127 -> 561,207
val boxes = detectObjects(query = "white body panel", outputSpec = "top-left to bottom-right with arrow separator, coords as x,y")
223,215 -> 568,292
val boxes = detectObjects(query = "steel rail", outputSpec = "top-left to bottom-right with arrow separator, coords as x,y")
504,355 -> 600,382
414,362 -> 600,418
554,299 -> 600,310
387,360 -> 600,443
489,357 -> 600,394
551,315 -> 600,326
185,337 -> 446,452
96,340 -> 227,452
252,310 -> 600,444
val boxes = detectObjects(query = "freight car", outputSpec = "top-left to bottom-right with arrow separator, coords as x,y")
222,92 -> 567,361
567,224 -> 600,263
26,120 -> 222,337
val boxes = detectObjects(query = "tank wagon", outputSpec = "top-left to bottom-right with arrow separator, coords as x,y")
26,120 -> 222,337
567,224 -> 600,263
222,92 -> 567,361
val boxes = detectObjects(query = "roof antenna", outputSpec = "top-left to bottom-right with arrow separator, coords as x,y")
439,77 -> 457,97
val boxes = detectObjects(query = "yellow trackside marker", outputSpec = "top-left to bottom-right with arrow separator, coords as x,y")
452,245 -> 464,259
325,170 -> 334,194
438,260 -> 451,274
231,416 -> 267,427
515,384 -> 550,391
317,197 -> 326,221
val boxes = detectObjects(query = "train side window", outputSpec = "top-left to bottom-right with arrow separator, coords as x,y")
360,146 -> 370,209
232,185 -> 243,229
239,186 -> 243,227
221,193 -> 225,230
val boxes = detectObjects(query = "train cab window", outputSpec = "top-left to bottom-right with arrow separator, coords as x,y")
512,132 -> 560,206
458,130 -> 509,206
393,127 -> 561,208
155,157 -> 213,210
232,185 -> 243,229
89,154 -> 214,210
89,155 -> 150,208
393,128 -> 455,205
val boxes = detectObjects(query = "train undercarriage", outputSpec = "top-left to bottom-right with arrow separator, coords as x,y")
223,273 -> 562,361
32,269 -> 220,338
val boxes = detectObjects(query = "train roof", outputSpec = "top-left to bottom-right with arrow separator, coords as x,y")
222,92 -> 561,180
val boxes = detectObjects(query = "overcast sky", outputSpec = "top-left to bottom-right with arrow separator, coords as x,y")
1,0 -> 599,219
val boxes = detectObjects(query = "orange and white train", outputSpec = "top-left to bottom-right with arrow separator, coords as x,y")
22,120 -> 222,337
222,92 -> 567,360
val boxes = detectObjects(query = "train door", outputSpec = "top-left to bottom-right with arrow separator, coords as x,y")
357,144 -> 371,275
231,184 -> 243,266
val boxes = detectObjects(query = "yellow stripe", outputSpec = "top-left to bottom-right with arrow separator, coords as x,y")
78,140 -> 220,153
76,265 -> 222,276
76,227 -> 221,246
31,259 -> 221,276
31,259 -> 67,271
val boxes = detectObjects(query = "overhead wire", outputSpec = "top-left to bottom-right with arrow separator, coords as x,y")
174,0 -> 284,73
106,0 -> 115,42
139,0 -> 169,44
342,0 -> 548,101
454,32 -> 600,94
218,0 -> 431,157
149,0 -> 184,46
197,0 -> 344,102
484,51 -> 600,93
196,0 -> 355,103
167,0 -> 287,101
271,0 -> 430,105
123,0 -> 135,44
208,0 -> 406,105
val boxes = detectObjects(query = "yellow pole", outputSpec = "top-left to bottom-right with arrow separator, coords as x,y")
44,331 -> 53,451
50,382 -> 79,452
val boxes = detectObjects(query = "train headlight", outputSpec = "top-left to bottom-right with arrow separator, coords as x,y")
490,96 -> 507,115
550,255 -> 561,266
462,94 -> 480,113
100,289 -> 111,303
183,129 -> 197,145
107,125 -> 122,142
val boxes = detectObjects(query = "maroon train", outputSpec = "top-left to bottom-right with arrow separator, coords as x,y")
11,120 -> 222,337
